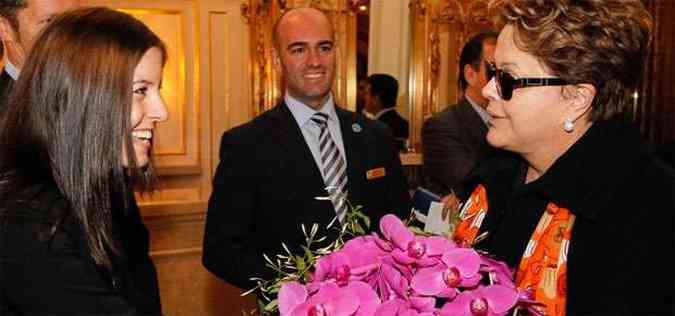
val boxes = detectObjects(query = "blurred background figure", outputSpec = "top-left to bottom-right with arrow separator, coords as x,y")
356,76 -> 370,117
422,31 -> 497,196
451,1 -> 674,315
364,73 -> 409,151
0,0 -> 80,113
0,7 -> 167,315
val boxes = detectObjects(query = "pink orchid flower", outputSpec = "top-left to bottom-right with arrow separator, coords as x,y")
279,281 -> 310,316
312,236 -> 386,288
479,255 -> 516,289
379,215 -> 456,268
411,248 -> 482,299
280,281 -> 380,316
374,297 -> 437,316
372,262 -> 410,301
341,236 -> 388,267
439,285 -> 519,316
349,281 -> 381,316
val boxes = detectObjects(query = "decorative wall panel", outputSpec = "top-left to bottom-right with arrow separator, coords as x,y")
88,0 -> 201,175
408,0 -> 493,145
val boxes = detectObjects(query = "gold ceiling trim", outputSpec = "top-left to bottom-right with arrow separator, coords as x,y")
408,0 -> 494,146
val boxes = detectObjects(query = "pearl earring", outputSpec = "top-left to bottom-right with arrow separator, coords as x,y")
563,119 -> 574,133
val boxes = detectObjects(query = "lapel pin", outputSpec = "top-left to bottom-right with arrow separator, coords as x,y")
352,123 -> 362,133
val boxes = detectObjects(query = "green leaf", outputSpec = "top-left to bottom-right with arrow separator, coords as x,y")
281,243 -> 292,256
353,223 -> 365,235
240,286 -> 258,297
263,299 -> 278,312
408,226 -> 426,235
296,255 -> 306,271
263,254 -> 274,266
257,300 -> 266,313
302,246 -> 312,258
311,223 -> 319,237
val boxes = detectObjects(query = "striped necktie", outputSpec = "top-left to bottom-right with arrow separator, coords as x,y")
311,112 -> 349,223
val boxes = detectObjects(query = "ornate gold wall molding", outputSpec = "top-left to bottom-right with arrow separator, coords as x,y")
408,0 -> 494,145
241,0 -> 361,114
88,0 -> 202,175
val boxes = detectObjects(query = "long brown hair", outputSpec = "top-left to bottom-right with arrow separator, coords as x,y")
0,7 -> 166,271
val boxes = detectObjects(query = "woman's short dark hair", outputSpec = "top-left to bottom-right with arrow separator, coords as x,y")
0,7 -> 166,271
492,0 -> 652,121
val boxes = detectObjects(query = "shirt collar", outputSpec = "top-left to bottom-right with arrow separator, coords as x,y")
5,61 -> 19,81
285,92 -> 338,127
374,107 -> 396,119
465,95 -> 490,126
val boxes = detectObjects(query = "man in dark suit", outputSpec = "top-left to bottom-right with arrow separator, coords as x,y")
364,73 -> 409,151
202,7 -> 410,290
422,32 -> 497,196
0,0 -> 80,112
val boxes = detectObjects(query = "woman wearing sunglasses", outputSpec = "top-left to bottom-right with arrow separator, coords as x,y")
450,0 -> 674,315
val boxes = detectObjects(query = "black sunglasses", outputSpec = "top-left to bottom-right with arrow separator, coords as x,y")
486,62 -> 568,101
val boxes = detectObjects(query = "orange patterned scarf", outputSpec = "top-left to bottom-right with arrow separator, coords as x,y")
453,185 -> 576,316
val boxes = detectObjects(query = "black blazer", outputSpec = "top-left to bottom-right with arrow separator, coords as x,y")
377,109 -> 409,151
0,69 -> 15,114
203,102 -> 411,289
0,182 -> 161,315
421,99 -> 492,196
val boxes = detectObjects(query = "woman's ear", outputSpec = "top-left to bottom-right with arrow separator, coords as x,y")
567,83 -> 596,122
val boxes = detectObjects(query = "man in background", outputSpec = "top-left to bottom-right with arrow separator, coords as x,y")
356,77 -> 369,116
364,73 -> 409,151
203,7 -> 410,290
0,0 -> 79,112
422,31 -> 497,196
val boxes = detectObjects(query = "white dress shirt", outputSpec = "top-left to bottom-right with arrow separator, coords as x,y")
285,93 -> 348,173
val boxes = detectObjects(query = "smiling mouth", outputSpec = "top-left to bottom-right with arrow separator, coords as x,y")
305,73 -> 325,79
132,130 -> 153,142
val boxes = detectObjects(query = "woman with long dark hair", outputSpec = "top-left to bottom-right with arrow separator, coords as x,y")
0,7 -> 167,315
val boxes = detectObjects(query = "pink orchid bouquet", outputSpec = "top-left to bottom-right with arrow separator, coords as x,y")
247,212 -> 536,316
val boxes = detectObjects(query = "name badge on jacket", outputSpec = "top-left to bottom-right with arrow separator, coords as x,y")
366,167 -> 386,180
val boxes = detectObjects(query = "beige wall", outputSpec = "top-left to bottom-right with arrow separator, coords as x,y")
83,0 -> 256,314
368,0 -> 411,120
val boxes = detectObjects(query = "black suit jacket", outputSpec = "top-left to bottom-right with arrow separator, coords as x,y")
421,99 -> 492,196
377,109 -> 409,151
203,102 -> 411,289
0,69 -> 15,114
0,182 -> 162,315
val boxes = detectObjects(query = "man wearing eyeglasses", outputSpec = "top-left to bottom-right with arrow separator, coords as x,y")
422,31 -> 498,197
